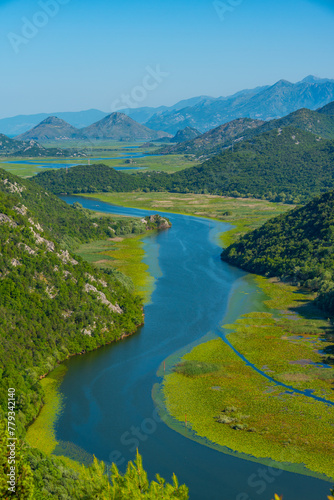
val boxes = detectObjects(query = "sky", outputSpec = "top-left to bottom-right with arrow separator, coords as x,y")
0,0 -> 333,118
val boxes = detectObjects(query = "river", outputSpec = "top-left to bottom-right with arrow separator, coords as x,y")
56,196 -> 332,500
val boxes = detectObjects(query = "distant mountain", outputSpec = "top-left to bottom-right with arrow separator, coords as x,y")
0,132 -> 82,157
170,127 -> 201,143
0,98 -> 213,137
80,112 -> 171,141
145,126 -> 202,145
158,118 -> 265,156
145,76 -> 334,134
0,109 -> 108,137
15,116 -> 82,143
3,76 -> 334,137
159,103 -> 334,159
121,96 -> 214,124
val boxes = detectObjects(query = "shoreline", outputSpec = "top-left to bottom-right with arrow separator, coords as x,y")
24,227 -> 155,463
25,197 -> 333,487
159,274 -> 334,481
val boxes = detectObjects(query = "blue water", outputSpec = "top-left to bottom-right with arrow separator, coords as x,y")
56,196 -> 332,500
2,151 -> 160,171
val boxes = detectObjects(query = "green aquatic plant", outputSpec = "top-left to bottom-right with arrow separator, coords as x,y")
173,360 -> 219,377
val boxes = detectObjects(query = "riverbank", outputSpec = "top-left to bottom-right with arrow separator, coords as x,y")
161,276 -> 334,480
75,234 -> 154,302
24,220 -> 159,466
81,191 -> 291,246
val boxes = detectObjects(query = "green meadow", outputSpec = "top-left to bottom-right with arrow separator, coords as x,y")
83,191 -> 291,244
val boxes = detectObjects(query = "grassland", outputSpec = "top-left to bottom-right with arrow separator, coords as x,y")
82,192 -> 292,246
0,146 -> 198,178
162,277 -> 334,480
75,234 -> 154,303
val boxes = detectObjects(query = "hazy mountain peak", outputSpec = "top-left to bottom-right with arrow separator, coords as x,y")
15,116 -> 80,142
80,112 -> 170,141
40,116 -> 66,125
300,75 -> 334,84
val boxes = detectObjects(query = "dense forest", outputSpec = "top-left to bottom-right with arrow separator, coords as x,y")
34,127 -> 334,204
0,169 -> 166,250
222,189 -> 334,315
0,169 -> 180,498
0,172 -> 144,432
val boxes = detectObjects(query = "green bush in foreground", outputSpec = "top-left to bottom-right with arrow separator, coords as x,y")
0,422 -> 189,499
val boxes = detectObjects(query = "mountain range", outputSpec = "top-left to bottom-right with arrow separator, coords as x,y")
159,104 -> 334,158
14,113 -> 170,143
146,76 -> 334,134
2,76 -> 334,138
0,96 -> 210,137
34,125 -> 334,205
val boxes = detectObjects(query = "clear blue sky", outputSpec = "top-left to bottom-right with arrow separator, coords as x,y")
0,0 -> 333,118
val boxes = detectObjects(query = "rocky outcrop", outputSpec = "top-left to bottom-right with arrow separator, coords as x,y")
0,213 -> 17,227
84,283 -> 123,314
57,250 -> 78,265
30,227 -> 55,252
2,178 -> 26,195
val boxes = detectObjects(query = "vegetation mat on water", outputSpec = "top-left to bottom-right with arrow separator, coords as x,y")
163,278 -> 334,480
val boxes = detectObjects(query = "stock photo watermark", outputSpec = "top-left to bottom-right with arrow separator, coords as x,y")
111,65 -> 170,112
213,0 -> 244,21
7,0 -> 71,54
235,463 -> 284,500
7,388 -> 16,494
108,407 -> 163,467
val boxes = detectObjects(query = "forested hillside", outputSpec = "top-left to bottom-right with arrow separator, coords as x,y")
0,169 -> 185,498
0,133 -> 80,157
157,118 -> 264,157
34,127 -> 334,204
0,175 -> 145,437
222,190 -> 334,315
0,169 -> 150,249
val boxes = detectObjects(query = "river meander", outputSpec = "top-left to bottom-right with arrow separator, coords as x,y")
56,196 -> 332,500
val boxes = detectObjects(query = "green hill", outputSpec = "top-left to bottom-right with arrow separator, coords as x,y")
80,112 -> 171,141
33,126 -> 334,204
158,118 -> 264,157
0,132 -> 82,157
222,189 -> 334,315
0,169 -> 147,436
0,168 -> 185,498
167,127 -> 334,203
158,106 -> 334,159
318,101 -> 334,116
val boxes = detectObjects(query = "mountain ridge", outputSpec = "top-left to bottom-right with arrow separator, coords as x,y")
2,75 -> 333,136
14,112 -> 171,143
145,77 -> 334,134
158,103 -> 334,158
